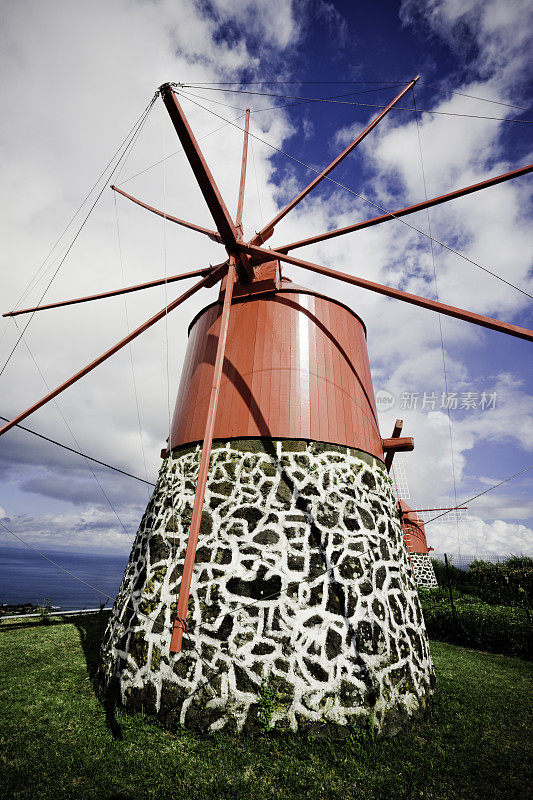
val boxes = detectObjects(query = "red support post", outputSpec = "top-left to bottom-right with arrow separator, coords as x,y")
384,419 -> 403,472
235,108 -> 250,237
170,257 -> 237,654
238,242 -> 533,342
111,185 -> 223,243
3,265 -> 218,317
0,269 -> 225,440
160,84 -> 253,282
249,76 -> 420,246
276,163 -> 533,253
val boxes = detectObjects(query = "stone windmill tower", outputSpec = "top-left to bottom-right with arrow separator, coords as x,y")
398,501 -> 438,589
2,80 -> 532,735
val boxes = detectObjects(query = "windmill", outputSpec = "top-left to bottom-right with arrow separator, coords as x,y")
391,455 -> 468,589
2,79 -> 531,735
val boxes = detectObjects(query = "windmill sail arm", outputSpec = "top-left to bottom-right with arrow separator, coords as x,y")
3,265 -> 216,317
239,242 -> 533,342
275,163 -> 533,253
160,84 -> 253,282
111,185 -> 223,243
170,257 -> 237,654
235,108 -> 250,234
249,76 -> 420,246
0,268 -> 224,440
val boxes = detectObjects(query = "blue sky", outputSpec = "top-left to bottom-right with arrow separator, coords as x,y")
0,0 -> 531,558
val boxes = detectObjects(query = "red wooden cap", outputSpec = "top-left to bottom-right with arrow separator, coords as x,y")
399,500 -> 431,554
170,278 -> 383,459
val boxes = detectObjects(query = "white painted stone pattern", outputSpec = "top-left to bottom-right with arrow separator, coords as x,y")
411,554 -> 438,589
97,440 -> 435,734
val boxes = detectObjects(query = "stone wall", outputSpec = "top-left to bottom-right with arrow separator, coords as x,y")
411,554 -> 438,589
97,439 -> 435,735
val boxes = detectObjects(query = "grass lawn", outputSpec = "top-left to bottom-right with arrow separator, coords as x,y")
0,613 -> 531,799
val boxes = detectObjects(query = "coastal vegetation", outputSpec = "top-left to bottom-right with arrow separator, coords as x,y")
418,556 -> 533,659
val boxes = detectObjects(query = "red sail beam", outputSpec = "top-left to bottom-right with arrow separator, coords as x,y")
170,257 -> 237,654
160,84 -> 253,282
249,76 -> 420,246
111,185 -> 223,243
276,163 -> 533,253
382,437 -> 414,452
3,266 -> 216,317
0,268 -> 226,440
238,242 -> 533,342
404,508 -> 467,513
235,108 -> 250,236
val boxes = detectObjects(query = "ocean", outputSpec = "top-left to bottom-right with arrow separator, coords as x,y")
0,546 -> 128,611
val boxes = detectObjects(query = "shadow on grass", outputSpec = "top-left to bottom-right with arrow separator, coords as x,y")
71,612 -> 124,742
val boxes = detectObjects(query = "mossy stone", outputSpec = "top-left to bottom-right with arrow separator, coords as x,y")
231,506 -> 263,533
325,628 -> 342,660
270,674 -> 294,703
361,470 -> 377,490
165,515 -> 180,532
195,546 -> 212,563
303,657 -> 328,682
230,438 -> 270,453
358,506 -> 375,530
275,479 -> 292,505
259,461 -> 277,477
281,439 -> 308,452
138,597 -> 160,615
149,534 -> 170,564
129,632 -> 149,668
234,664 -> 259,694
211,481 -> 233,496
173,655 -> 195,679
301,483 -> 320,498
151,645 -> 163,671
215,548 -> 232,564
325,583 -> 345,616
252,529 -> 279,545
316,503 -> 339,528
251,642 -> 275,655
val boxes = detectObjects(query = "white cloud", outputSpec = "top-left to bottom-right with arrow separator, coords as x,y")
209,0 -> 300,50
400,0 -> 533,90
429,514 -> 533,557
0,506 -> 139,552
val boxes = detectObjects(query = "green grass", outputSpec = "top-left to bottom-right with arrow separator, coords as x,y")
0,614 -> 532,799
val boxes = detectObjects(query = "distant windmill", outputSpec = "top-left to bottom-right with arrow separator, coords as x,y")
2,79 -> 531,735
391,453 -> 468,589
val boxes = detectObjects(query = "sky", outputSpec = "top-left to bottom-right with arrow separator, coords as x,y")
0,0 -> 532,561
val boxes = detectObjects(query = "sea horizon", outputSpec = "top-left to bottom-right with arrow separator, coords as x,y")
0,545 -> 129,611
